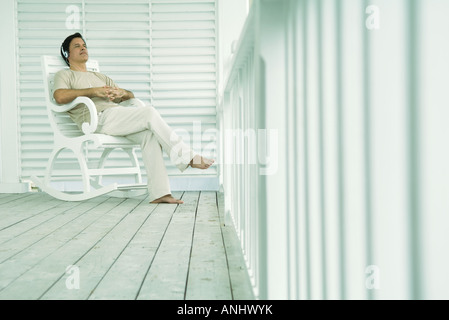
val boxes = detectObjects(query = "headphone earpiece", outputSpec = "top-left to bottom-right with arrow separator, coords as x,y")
61,46 -> 68,58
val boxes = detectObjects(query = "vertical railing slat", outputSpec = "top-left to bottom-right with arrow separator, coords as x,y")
321,0 -> 342,300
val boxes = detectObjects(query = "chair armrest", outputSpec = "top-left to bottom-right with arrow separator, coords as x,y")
51,96 -> 98,135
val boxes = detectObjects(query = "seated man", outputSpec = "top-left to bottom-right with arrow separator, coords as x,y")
53,33 -> 214,204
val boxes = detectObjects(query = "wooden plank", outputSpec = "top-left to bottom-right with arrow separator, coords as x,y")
87,228 -> 159,299
0,193 -> 33,205
185,191 -> 232,300
217,192 -> 255,299
0,193 -> 68,232
0,191 -> 255,300
40,197 -> 156,300
0,193 -> 42,223
0,196 -> 105,264
0,196 -> 121,293
0,193 -> 60,230
0,197 -> 81,244
0,197 -> 144,299
136,191 -> 199,300
0,193 -> 22,202
90,192 -> 189,300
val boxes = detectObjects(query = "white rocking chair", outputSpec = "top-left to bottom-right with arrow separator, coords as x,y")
31,55 -> 148,201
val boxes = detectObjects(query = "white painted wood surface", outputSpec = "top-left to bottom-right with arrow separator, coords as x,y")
0,191 -> 253,300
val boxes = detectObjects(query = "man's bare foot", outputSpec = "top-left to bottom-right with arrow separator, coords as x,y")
150,194 -> 184,204
189,155 -> 214,169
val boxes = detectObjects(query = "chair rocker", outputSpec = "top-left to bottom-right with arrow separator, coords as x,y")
31,55 -> 148,201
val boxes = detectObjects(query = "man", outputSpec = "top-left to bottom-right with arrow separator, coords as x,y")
53,33 -> 214,204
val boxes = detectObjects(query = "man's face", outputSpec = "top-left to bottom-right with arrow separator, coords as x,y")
68,37 -> 88,64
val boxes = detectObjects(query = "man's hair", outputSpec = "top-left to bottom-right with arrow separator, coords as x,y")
60,32 -> 86,66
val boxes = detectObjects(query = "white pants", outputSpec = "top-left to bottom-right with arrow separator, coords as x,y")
96,104 -> 195,202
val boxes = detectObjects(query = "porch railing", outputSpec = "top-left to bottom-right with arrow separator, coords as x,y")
218,2 -> 264,298
219,0 -> 449,300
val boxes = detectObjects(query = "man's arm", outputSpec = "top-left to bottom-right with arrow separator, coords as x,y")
53,86 -> 134,105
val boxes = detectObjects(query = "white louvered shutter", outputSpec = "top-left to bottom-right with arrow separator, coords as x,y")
16,0 -> 218,190
150,0 -> 218,177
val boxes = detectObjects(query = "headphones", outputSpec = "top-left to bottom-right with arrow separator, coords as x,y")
61,46 -> 69,58
60,33 -> 85,66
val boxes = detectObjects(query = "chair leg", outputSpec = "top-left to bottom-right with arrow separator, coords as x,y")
44,147 -> 65,186
44,145 -> 91,193
95,148 -> 114,187
74,145 -> 91,193
94,147 -> 142,188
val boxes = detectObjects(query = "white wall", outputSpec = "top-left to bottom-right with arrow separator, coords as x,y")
217,0 -> 249,94
0,0 -> 30,193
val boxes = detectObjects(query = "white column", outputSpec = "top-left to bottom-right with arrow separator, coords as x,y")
368,0 -> 411,299
418,0 -> 449,300
258,0 -> 289,300
0,0 -> 30,193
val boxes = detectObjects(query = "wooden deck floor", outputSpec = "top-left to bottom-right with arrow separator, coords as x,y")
0,191 -> 254,300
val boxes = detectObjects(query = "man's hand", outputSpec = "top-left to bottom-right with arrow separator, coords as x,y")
90,86 -> 110,100
90,86 -> 125,101
54,86 -> 134,105
105,86 -> 127,102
